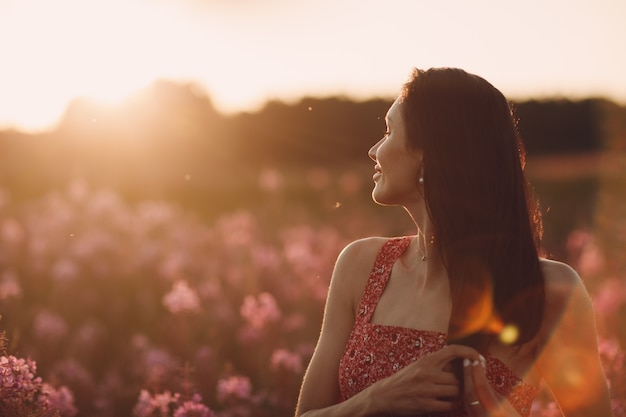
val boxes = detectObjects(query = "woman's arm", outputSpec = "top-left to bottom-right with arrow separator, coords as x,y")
295,238 -> 382,416
537,260 -> 614,417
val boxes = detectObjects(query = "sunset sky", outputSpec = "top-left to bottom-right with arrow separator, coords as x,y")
1,0 -> 625,132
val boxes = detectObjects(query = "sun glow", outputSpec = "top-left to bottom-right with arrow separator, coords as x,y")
0,0 -> 199,131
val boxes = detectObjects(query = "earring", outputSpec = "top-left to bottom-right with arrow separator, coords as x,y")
418,176 -> 424,185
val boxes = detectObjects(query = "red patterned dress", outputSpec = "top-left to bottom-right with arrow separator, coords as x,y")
338,237 -> 538,416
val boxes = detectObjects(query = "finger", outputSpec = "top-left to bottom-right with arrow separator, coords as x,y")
470,357 -> 502,411
428,344 -> 481,367
431,369 -> 460,385
433,384 -> 460,398
419,397 -> 459,413
462,357 -> 483,416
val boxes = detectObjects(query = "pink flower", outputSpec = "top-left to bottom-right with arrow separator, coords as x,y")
270,349 -> 303,374
258,168 -> 283,192
32,309 -> 69,342
174,398 -> 214,417
577,239 -> 604,276
251,246 -> 281,270
197,278 -> 223,300
39,383 -> 78,417
51,258 -> 80,283
1,218 -> 24,245
0,355 -> 41,400
592,278 -> 626,316
338,171 -> 362,196
141,347 -> 179,382
132,389 -> 180,417
163,280 -> 201,314
215,211 -> 256,248
306,167 -> 331,190
0,270 -> 22,300
133,390 -> 214,417
240,292 -> 281,329
132,389 -> 156,417
216,376 -> 251,403
50,358 -> 93,389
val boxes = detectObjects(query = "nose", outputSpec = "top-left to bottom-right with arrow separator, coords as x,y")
368,138 -> 383,162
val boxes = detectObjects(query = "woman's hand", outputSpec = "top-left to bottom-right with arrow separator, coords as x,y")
368,344 -> 481,415
462,356 -> 521,417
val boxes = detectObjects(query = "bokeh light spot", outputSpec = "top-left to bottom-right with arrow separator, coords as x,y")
499,324 -> 519,345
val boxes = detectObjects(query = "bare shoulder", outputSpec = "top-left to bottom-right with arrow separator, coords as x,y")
539,258 -> 587,307
537,258 -> 594,339
334,236 -> 390,285
332,236 -> 392,313
336,236 -> 389,269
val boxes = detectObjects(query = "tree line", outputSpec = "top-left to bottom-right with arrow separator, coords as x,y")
0,80 -> 623,211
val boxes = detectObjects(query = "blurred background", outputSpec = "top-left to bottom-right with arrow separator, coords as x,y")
0,1 -> 625,416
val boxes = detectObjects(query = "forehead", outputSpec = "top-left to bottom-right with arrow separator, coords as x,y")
385,97 -> 403,124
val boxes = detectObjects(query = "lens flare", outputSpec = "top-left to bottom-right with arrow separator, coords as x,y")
449,258 -> 503,339
499,324 -> 519,345
547,347 -> 602,410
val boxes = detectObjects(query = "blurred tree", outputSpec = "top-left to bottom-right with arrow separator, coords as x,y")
0,81 -> 623,221
224,97 -> 390,168
515,99 -> 606,155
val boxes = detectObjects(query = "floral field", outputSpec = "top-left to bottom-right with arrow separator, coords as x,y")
0,169 -> 625,416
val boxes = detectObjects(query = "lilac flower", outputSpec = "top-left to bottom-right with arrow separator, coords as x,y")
592,278 -> 626,316
215,211 -> 256,248
306,167 -> 331,190
132,389 -> 180,417
32,309 -> 69,342
0,270 -> 22,300
39,383 -> 78,416
338,170 -> 363,196
240,292 -> 281,329
66,179 -> 90,204
174,398 -> 214,417
71,319 -> 106,351
197,277 -> 223,300
0,355 -> 41,401
141,347 -> 179,383
163,280 -> 201,314
258,168 -> 283,192
577,238 -> 605,276
270,349 -> 303,374
50,358 -> 94,390
132,389 -> 156,417
216,376 -> 252,403
51,257 -> 80,283
133,390 -> 214,417
1,354 -> 77,416
1,218 -> 24,245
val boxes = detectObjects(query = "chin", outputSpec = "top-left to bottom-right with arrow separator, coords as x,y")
371,190 -> 399,207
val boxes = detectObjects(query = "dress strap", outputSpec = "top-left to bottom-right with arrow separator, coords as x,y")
355,236 -> 413,324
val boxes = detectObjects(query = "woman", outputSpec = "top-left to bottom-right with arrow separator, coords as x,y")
295,68 -> 614,416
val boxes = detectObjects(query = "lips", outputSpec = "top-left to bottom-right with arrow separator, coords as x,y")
373,165 -> 382,181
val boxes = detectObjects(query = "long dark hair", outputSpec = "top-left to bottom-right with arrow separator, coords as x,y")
401,68 -> 545,350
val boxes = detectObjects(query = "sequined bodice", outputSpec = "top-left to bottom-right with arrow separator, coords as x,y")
338,237 -> 538,416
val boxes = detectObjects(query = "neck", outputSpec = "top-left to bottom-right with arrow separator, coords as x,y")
403,204 -> 439,266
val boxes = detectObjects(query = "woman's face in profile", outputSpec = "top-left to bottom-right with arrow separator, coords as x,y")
368,98 -> 423,208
